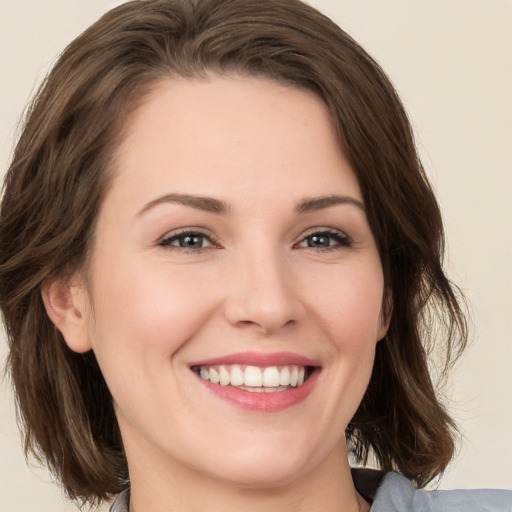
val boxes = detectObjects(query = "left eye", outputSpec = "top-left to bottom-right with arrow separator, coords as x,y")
159,232 -> 214,249
298,231 -> 351,249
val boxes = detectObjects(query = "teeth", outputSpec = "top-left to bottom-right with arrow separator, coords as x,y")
219,366 -> 230,386
210,367 -> 220,384
262,366 -> 280,387
289,367 -> 299,387
298,367 -> 305,386
279,366 -> 290,386
197,364 -> 311,390
238,385 -> 289,393
244,366 -> 263,387
230,365 -> 244,386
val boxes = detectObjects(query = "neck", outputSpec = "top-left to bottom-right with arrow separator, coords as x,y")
125,440 -> 369,512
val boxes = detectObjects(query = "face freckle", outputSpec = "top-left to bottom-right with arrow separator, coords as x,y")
75,75 -> 387,490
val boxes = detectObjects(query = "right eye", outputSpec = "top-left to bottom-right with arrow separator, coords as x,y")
158,230 -> 218,252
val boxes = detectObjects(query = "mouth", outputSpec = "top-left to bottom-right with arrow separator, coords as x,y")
189,352 -> 321,412
191,364 -> 314,392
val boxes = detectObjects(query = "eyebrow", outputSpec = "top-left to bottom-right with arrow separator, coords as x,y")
294,195 -> 365,214
137,193 -> 231,217
137,193 -> 364,217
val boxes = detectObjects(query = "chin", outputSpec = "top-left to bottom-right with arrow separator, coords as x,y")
200,445 -> 321,490
215,465 -> 306,490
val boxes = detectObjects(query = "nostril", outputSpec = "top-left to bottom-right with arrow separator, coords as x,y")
224,298 -> 303,334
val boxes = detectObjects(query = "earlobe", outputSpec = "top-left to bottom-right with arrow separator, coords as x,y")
377,290 -> 393,342
41,275 -> 93,353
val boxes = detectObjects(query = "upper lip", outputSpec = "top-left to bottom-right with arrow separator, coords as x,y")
189,351 -> 321,368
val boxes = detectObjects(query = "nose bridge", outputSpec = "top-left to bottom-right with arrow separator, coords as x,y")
224,238 -> 304,333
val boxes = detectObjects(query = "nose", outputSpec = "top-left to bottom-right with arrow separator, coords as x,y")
223,249 -> 305,334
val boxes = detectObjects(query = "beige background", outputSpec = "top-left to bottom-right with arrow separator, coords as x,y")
1,1 -> 511,510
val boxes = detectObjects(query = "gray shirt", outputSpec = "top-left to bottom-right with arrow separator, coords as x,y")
109,470 -> 512,511
365,472 -> 512,511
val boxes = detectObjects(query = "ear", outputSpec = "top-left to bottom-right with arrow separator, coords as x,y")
377,289 -> 393,341
41,274 -> 93,353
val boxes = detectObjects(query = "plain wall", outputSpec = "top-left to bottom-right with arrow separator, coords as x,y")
1,1 -> 511,510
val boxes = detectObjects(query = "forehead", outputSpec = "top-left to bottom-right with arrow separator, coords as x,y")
107,75 -> 361,212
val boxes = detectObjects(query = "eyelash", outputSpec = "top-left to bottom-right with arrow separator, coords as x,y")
158,229 -> 220,253
158,228 -> 352,253
297,229 -> 352,251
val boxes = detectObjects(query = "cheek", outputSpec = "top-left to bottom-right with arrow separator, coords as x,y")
307,262 -> 383,401
88,258 -> 222,366
309,265 -> 385,347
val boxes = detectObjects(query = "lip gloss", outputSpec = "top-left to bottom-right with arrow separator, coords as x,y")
195,367 -> 320,413
189,351 -> 320,368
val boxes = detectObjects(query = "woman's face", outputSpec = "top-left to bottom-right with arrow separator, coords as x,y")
71,76 -> 387,488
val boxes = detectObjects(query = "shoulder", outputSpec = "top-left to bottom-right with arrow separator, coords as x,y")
109,473 -> 512,512
370,471 -> 512,512
109,488 -> 130,512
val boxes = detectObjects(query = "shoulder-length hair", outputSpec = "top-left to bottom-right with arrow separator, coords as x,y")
0,0 -> 467,505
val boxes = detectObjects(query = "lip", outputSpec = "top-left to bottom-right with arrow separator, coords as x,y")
188,351 -> 321,368
196,369 -> 320,412
189,351 -> 321,413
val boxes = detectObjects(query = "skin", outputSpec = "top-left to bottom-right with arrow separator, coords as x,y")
44,75 -> 388,512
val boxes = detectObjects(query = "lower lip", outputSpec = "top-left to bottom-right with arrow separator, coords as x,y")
196,369 -> 319,413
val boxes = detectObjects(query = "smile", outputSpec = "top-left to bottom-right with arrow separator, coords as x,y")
193,364 -> 311,392
189,352 -> 321,412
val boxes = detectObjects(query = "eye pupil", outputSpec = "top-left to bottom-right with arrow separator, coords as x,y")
180,235 -> 203,248
308,234 -> 330,247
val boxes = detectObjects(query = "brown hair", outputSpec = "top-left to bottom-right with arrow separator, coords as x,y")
0,0 -> 467,505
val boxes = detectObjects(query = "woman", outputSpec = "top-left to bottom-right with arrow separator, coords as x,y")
0,0 -> 510,511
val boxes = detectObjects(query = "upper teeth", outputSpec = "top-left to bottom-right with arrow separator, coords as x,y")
197,365 -> 306,388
